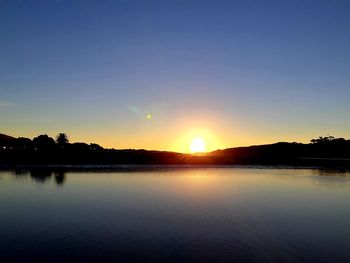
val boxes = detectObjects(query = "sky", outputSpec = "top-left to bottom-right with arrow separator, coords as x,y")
0,0 -> 349,152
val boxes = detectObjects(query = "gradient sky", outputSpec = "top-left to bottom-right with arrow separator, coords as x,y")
0,0 -> 349,152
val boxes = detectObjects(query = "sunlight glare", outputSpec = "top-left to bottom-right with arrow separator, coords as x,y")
190,137 -> 206,153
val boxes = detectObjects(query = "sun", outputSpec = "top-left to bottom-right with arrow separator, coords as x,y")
190,137 -> 206,153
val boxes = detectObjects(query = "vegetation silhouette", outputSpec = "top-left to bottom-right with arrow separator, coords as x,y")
56,133 -> 69,149
33,134 -> 56,152
1,133 -> 350,168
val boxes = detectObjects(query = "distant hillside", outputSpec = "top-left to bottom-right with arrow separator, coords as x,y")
211,140 -> 350,159
0,133 -> 16,146
208,140 -> 350,166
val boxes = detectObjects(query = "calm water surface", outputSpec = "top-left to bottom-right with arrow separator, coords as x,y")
1,167 -> 350,262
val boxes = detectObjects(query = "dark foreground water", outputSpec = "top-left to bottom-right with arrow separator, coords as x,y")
1,167 -> 350,263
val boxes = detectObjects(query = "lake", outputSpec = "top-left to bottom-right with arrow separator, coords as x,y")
1,166 -> 350,262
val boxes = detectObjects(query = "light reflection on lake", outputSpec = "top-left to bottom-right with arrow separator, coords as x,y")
0,167 -> 350,262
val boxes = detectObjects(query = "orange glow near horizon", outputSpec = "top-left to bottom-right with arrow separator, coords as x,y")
4,111 -> 329,153
171,127 -> 223,153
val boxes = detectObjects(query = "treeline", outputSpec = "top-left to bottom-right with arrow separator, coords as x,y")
0,133 -> 111,164
0,132 -> 194,165
0,133 -> 104,152
1,133 -> 350,167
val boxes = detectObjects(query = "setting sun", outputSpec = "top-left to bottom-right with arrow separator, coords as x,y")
190,137 -> 206,153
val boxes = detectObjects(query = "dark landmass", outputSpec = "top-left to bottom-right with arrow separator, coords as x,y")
1,133 -> 350,168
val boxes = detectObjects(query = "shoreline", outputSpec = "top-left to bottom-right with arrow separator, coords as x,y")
1,163 -> 350,172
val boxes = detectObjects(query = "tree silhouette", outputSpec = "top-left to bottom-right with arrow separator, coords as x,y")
33,134 -> 55,152
56,133 -> 69,146
311,136 -> 336,144
90,143 -> 103,151
15,137 -> 32,151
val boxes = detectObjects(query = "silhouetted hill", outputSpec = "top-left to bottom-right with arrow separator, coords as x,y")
1,133 -> 350,168
0,133 -> 16,146
208,140 -> 350,166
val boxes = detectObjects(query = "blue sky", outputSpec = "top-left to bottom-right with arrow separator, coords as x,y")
0,0 -> 349,151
